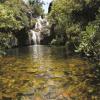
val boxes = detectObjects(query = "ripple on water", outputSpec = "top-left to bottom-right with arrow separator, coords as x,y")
0,46 -> 93,100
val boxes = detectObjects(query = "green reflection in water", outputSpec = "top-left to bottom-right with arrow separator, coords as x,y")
0,45 -> 93,100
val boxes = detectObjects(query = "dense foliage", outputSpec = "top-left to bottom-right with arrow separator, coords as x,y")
0,0 -> 30,30
0,0 -> 43,54
29,0 -> 44,16
0,0 -> 100,99
49,0 -> 100,59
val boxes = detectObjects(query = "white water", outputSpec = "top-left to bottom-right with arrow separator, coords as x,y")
30,16 -> 49,45
30,30 -> 37,44
30,30 -> 40,45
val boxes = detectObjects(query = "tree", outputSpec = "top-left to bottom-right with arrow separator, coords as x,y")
49,0 -> 100,58
28,0 -> 44,17
0,0 -> 44,55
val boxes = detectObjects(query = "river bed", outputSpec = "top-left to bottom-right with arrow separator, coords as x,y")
0,45 -> 93,100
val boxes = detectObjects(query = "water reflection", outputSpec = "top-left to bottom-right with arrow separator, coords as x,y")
1,45 -> 92,100
7,45 -> 67,59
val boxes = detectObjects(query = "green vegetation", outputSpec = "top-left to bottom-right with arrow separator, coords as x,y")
0,0 -> 100,99
49,0 -> 100,59
0,0 -> 43,54
0,33 -> 11,55
29,0 -> 44,16
48,0 -> 100,99
0,0 -> 30,30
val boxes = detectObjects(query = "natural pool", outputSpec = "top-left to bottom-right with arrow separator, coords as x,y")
0,45 -> 94,100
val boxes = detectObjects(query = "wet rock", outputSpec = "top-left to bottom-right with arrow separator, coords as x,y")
2,97 -> 12,100
20,96 -> 30,100
43,86 -> 59,99
33,96 -> 43,100
21,89 -> 35,96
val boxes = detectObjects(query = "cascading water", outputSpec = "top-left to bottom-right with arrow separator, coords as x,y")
30,30 -> 41,45
30,30 -> 37,44
30,16 -> 49,45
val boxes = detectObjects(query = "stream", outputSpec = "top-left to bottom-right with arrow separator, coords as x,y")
0,45 -> 93,100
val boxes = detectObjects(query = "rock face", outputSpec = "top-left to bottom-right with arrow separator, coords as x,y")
12,16 -> 51,46
15,28 -> 29,46
2,33 -> 18,48
9,35 -> 18,47
29,16 -> 51,45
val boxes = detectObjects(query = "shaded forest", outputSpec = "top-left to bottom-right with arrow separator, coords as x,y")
0,0 -> 100,100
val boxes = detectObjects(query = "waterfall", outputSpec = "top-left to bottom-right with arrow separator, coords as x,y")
30,30 -> 37,44
30,16 -> 49,45
30,30 -> 40,45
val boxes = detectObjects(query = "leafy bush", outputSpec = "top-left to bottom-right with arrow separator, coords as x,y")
0,33 -> 12,55
49,0 -> 100,58
0,4 -> 21,30
0,0 -> 44,55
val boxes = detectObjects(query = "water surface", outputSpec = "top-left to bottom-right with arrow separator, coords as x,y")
0,45 -> 92,100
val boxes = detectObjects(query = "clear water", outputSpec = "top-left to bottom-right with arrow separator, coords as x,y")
0,45 -> 92,100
